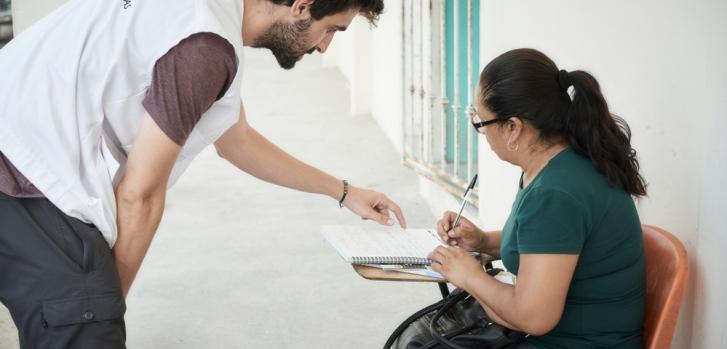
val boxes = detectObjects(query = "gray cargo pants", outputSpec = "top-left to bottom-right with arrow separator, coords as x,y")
0,192 -> 126,348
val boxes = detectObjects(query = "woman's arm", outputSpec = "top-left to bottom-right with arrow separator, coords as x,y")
477,230 -> 502,258
468,253 -> 578,335
429,247 -> 578,335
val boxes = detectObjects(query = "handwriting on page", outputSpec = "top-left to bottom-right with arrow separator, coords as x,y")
322,225 -> 443,261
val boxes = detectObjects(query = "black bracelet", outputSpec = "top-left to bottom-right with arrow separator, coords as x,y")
338,180 -> 349,208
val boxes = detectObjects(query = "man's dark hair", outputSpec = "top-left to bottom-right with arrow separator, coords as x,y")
269,0 -> 384,26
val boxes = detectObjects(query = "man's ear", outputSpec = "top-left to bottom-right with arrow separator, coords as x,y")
290,0 -> 315,19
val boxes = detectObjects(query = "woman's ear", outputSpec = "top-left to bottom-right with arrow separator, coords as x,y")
507,116 -> 524,139
504,116 -> 525,151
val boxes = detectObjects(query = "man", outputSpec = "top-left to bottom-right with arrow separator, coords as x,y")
0,0 -> 403,347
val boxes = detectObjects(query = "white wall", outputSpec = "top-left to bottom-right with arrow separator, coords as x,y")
322,16 -> 372,117
693,99 -> 727,349
11,0 -> 65,34
478,1 -> 727,348
330,0 -> 726,348
323,0 -> 404,153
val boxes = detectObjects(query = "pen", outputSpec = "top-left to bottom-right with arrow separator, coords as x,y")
451,174 -> 478,233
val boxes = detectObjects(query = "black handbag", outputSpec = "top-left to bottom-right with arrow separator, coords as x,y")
384,268 -> 526,349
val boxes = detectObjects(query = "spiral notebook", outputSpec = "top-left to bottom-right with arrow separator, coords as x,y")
321,225 -> 443,265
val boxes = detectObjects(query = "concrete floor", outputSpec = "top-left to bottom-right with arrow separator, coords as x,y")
0,48 -> 443,348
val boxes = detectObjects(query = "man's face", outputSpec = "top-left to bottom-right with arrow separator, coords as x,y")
252,8 -> 358,69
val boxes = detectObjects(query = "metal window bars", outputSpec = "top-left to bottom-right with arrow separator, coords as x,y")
0,0 -> 12,48
402,0 -> 479,204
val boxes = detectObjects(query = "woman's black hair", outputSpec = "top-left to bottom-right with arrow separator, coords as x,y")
479,48 -> 647,197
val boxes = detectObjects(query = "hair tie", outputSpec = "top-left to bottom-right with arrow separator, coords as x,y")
557,69 -> 571,91
557,69 -> 575,102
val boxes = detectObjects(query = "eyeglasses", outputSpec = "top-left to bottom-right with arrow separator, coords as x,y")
470,113 -> 510,134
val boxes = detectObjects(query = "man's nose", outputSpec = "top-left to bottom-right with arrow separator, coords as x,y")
315,32 -> 335,53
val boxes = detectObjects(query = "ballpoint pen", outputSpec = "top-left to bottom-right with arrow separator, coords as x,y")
451,174 -> 478,233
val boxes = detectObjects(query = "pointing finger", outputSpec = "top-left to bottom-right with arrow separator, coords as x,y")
376,213 -> 395,226
383,198 -> 407,229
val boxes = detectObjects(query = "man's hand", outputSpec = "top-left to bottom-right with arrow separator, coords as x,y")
342,186 -> 407,228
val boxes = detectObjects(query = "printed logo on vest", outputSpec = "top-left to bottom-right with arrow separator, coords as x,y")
123,0 -> 131,9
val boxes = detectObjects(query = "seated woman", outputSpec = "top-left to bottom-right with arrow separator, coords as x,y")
428,48 -> 647,349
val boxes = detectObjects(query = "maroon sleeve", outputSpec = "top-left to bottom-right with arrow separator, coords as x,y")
142,32 -> 238,146
0,152 -> 45,198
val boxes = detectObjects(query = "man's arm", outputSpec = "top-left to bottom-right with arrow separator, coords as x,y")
113,114 -> 181,297
214,103 -> 406,227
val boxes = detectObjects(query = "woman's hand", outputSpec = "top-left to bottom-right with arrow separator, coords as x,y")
428,245 -> 486,290
436,211 -> 486,251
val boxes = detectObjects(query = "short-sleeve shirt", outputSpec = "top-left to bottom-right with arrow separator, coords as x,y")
0,32 -> 237,199
500,147 -> 645,349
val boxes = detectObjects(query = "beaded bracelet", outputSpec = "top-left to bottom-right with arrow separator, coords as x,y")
338,180 -> 349,208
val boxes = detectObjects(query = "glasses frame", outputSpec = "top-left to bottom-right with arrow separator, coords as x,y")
470,113 -> 511,134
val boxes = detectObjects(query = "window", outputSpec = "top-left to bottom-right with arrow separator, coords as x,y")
402,0 -> 480,202
0,0 -> 12,48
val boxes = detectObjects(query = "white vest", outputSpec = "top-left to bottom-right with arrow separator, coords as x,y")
0,0 -> 245,246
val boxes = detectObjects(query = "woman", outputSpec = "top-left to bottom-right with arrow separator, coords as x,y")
427,48 -> 647,348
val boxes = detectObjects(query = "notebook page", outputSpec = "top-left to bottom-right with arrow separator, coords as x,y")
321,225 -> 443,262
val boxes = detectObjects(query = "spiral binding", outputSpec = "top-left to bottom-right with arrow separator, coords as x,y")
352,256 -> 432,265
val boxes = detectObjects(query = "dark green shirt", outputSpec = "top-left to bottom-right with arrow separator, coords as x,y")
501,148 -> 645,349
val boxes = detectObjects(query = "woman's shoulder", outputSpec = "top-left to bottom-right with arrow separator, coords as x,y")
532,148 -> 629,206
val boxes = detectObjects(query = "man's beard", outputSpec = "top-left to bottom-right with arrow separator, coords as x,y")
252,18 -> 314,70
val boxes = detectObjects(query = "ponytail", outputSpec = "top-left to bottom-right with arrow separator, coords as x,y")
479,48 -> 647,197
562,70 -> 646,196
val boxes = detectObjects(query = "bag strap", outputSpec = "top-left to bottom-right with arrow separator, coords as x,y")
383,297 -> 449,349
419,322 -> 481,349
427,292 -> 475,349
428,269 -> 503,349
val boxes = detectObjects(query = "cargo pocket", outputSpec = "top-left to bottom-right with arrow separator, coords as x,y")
41,293 -> 126,328
39,293 -> 126,348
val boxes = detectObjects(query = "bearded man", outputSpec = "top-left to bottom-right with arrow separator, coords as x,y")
0,0 -> 402,347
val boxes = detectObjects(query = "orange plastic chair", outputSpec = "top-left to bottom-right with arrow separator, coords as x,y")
642,225 -> 689,349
